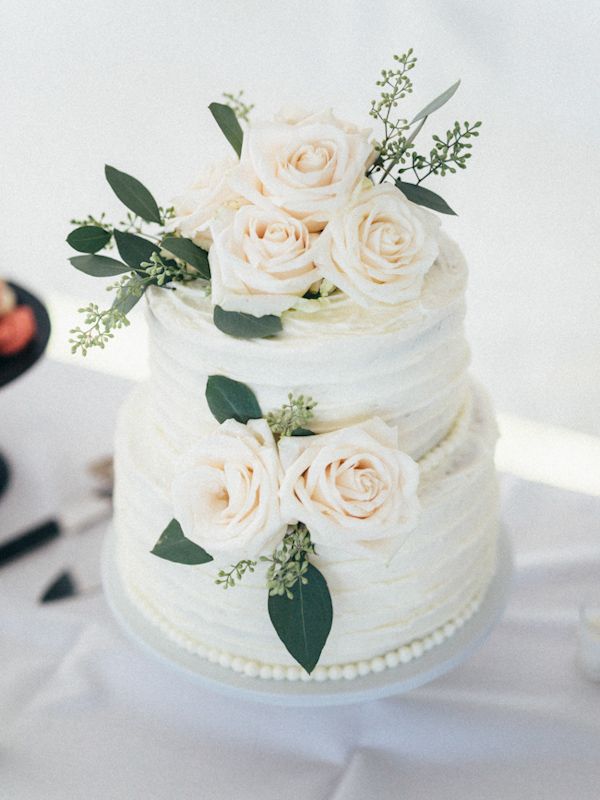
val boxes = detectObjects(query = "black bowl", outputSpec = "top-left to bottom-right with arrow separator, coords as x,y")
0,282 -> 51,389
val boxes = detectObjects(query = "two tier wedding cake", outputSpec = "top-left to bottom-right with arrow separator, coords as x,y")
68,51 -> 499,682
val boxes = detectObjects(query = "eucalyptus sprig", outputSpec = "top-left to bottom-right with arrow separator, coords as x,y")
261,523 -> 316,599
68,206 -> 176,251
68,303 -> 130,355
67,161 -> 210,353
266,394 -> 317,438
215,559 -> 257,589
139,251 -> 198,286
222,90 -> 254,123
69,212 -> 113,233
69,252 -> 199,355
368,49 -> 417,183
399,120 -> 481,184
367,49 -> 482,214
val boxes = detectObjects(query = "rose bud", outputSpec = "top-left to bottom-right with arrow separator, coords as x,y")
0,305 -> 37,356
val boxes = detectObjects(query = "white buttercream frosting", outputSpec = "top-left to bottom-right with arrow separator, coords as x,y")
113,382 -> 499,676
111,230 -> 501,680
145,232 -> 469,462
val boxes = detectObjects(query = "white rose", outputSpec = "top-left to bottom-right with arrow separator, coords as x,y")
209,203 -> 321,316
171,418 -> 286,560
279,418 -> 420,559
315,183 -> 440,308
232,109 -> 374,232
169,156 -> 242,249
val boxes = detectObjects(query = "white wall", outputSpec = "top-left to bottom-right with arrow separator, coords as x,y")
1,0 -> 598,434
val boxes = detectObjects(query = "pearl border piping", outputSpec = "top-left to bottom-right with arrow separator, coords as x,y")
128,579 -> 483,682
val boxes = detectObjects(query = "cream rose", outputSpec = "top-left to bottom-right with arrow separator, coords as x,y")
209,203 -> 321,316
232,109 -> 374,232
279,418 -> 420,559
169,156 -> 242,250
315,183 -> 440,308
171,418 -> 286,560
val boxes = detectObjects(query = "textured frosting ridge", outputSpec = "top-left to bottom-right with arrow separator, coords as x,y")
146,233 -> 469,461
114,383 -> 498,675
112,231 -> 501,680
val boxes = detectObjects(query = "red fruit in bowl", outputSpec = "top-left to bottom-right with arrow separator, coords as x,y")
0,305 -> 37,356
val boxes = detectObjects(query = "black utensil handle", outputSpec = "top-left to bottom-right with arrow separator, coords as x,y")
0,519 -> 60,567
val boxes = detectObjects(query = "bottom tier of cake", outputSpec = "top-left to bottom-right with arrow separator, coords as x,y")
112,382 -> 500,681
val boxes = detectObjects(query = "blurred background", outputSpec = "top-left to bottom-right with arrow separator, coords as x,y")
1,0 -> 599,498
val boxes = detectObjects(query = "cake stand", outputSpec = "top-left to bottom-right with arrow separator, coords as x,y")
0,283 -> 51,497
103,528 -> 513,706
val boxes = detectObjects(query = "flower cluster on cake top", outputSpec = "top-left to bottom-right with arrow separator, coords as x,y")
66,49 -> 481,352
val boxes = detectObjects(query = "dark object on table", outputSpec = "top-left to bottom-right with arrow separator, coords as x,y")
0,455 -> 8,496
0,282 -> 51,499
0,519 -> 60,567
40,570 -> 78,603
0,283 -> 51,388
0,487 -> 112,570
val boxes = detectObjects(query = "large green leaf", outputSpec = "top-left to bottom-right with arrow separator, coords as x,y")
112,289 -> 143,316
104,165 -> 162,224
409,79 -> 461,125
69,254 -> 131,277
114,230 -> 158,269
110,277 -> 146,316
150,519 -> 213,565
395,181 -> 457,216
205,374 -> 262,424
268,563 -> 333,674
213,306 -> 283,339
208,102 -> 243,157
66,225 -> 111,254
161,236 -> 210,280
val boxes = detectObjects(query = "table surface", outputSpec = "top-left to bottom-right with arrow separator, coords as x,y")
1,359 -> 599,800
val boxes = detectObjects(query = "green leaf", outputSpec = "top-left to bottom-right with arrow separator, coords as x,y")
291,427 -> 315,436
104,164 -> 162,224
268,563 -> 333,674
66,225 -> 111,254
213,306 -> 283,339
205,374 -> 262,424
409,79 -> 461,125
150,519 -> 213,565
161,236 -> 210,280
69,254 -> 131,277
114,230 -> 158,269
111,283 -> 144,316
208,102 -> 243,157
395,181 -> 457,216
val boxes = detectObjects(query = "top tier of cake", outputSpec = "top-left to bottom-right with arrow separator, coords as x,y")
145,232 -> 469,461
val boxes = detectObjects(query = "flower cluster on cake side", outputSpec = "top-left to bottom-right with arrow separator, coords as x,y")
67,49 -> 482,673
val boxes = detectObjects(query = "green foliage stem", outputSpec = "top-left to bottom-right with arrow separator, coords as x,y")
261,523 -> 316,600
222,90 -> 254,123
265,394 -> 317,438
215,559 -> 257,589
69,251 -> 198,355
367,49 -> 482,197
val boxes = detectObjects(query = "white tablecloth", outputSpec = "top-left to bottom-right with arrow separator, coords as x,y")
2,361 -> 599,799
